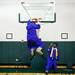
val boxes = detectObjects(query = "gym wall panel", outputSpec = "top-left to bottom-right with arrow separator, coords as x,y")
0,41 -> 74,69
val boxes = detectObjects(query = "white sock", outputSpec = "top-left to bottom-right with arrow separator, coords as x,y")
31,48 -> 35,56
36,47 -> 43,55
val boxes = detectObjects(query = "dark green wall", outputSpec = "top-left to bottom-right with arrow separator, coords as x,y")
0,41 -> 75,68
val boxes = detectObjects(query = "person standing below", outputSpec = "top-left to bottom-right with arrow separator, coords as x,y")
45,43 -> 59,75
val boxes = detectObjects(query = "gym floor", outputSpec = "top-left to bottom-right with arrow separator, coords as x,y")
0,73 -> 74,75
0,65 -> 75,75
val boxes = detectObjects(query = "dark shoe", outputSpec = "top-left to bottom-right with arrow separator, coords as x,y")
45,72 -> 48,75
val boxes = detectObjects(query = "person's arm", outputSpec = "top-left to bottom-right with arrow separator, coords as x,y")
48,48 -> 51,56
26,20 -> 32,30
27,19 -> 32,25
32,24 -> 40,29
48,48 -> 50,51
26,23 -> 40,30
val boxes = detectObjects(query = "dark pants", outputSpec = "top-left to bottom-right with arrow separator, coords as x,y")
45,57 -> 57,72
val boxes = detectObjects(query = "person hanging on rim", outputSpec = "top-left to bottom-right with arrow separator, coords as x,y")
26,18 -> 44,60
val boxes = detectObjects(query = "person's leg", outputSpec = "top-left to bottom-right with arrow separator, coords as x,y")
45,62 -> 50,73
45,58 -> 52,74
29,48 -> 35,60
36,47 -> 43,55
27,40 -> 36,60
53,60 -> 57,70
31,48 -> 35,56
35,38 -> 44,55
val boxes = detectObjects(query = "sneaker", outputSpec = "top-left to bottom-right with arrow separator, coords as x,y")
45,71 -> 48,75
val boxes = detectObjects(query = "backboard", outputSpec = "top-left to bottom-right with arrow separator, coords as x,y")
18,0 -> 56,23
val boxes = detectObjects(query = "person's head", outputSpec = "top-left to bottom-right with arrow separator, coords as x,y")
49,43 -> 54,48
53,42 -> 58,48
32,18 -> 42,23
32,18 -> 38,23
49,42 -> 58,48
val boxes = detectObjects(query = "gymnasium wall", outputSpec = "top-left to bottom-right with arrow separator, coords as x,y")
0,0 -> 75,41
0,41 -> 75,69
